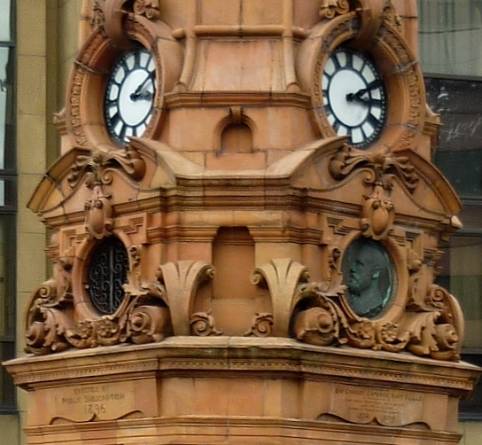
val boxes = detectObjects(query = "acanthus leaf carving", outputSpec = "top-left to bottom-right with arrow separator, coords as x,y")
291,277 -> 462,361
329,145 -> 419,193
25,256 -> 172,354
252,259 -> 310,337
68,146 -> 146,190
158,261 -> 215,336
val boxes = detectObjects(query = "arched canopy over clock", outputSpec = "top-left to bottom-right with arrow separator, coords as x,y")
66,15 -> 182,150
298,11 -> 426,153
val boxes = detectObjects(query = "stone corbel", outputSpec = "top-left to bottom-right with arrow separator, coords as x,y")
157,261 -> 215,336
251,259 -> 310,337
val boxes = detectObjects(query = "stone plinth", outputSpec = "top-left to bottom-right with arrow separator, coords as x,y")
5,338 -> 479,445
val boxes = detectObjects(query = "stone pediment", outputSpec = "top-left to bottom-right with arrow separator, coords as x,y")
29,136 -> 461,234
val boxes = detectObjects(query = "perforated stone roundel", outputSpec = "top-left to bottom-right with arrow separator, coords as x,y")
87,237 -> 129,315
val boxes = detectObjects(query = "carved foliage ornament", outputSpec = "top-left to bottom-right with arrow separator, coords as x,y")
319,0 -> 350,20
68,147 -> 146,239
25,260 -> 171,355
292,279 -> 462,361
319,1 -> 401,38
329,145 -> 418,239
91,0 -> 160,30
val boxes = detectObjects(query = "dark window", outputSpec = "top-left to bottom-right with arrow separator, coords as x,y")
86,237 -> 129,315
0,0 -> 15,413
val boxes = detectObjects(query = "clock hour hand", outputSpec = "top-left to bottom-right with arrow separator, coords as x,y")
346,79 -> 383,104
130,71 -> 155,101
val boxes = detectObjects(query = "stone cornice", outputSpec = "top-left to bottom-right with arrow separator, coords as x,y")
5,338 -> 479,394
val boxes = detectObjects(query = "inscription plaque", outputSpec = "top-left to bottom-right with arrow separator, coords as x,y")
328,384 -> 425,427
52,381 -> 137,422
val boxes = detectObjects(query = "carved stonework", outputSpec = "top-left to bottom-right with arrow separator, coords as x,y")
91,0 -> 105,28
329,145 -> 419,193
190,311 -> 223,337
84,185 -> 113,239
360,184 -> 395,240
68,147 -> 146,189
25,268 -> 171,354
319,0 -> 350,20
133,0 -> 160,20
244,313 -> 274,337
292,278 -> 462,361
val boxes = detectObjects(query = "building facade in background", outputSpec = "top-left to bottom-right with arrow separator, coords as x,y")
0,0 -> 481,443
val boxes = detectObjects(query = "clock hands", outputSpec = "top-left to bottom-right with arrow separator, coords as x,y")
346,79 -> 383,105
130,71 -> 155,101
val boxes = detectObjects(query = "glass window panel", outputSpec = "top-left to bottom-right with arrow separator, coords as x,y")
419,0 -> 482,77
0,0 -> 11,42
0,47 -> 14,171
0,340 -> 15,409
0,215 -> 15,339
425,77 -> 482,199
437,235 -> 482,350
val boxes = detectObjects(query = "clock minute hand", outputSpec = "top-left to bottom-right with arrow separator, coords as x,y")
130,71 -> 155,101
346,79 -> 383,103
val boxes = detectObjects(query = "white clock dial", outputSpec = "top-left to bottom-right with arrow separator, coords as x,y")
104,48 -> 156,144
322,47 -> 387,148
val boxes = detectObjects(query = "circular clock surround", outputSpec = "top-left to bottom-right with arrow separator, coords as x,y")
66,17 -> 182,149
322,47 -> 387,148
303,14 -> 426,153
104,47 -> 157,145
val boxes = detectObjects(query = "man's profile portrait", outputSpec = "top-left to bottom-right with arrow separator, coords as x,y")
342,238 -> 394,318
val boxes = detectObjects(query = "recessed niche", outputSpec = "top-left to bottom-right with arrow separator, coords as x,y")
220,123 -> 253,153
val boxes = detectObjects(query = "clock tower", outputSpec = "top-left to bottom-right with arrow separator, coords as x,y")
4,1 -> 480,444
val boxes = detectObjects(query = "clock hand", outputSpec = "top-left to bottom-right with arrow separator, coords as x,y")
346,79 -> 383,103
130,71 -> 155,101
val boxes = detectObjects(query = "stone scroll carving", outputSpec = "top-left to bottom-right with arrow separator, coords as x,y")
25,259 -> 171,355
292,280 -> 463,361
330,145 -> 418,240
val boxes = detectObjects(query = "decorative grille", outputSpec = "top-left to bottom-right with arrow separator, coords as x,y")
86,237 -> 129,314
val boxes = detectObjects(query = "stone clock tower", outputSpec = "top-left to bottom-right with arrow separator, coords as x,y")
4,1 -> 480,444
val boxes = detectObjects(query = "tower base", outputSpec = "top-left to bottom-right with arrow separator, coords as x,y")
5,338 -> 479,445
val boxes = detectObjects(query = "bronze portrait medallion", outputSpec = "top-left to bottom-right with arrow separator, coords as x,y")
342,238 -> 395,318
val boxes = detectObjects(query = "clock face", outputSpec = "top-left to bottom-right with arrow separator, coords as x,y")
104,48 -> 156,145
322,47 -> 387,148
